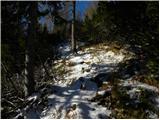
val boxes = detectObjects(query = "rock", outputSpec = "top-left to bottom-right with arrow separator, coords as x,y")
93,72 -> 114,87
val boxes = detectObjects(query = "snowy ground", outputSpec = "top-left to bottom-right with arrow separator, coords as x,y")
39,43 -> 124,119
40,80 -> 111,119
26,42 -> 158,119
53,42 -> 125,86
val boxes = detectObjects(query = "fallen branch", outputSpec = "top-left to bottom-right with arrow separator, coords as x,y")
1,62 -> 19,94
2,98 -> 17,108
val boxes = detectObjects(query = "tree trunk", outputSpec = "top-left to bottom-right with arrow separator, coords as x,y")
71,1 -> 76,53
24,2 -> 37,97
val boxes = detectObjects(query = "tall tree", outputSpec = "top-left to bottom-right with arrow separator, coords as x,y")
24,2 -> 37,97
71,1 -> 76,53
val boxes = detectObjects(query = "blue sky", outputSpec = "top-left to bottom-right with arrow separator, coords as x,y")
76,1 -> 92,18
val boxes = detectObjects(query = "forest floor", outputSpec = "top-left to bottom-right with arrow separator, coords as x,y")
25,42 -> 158,119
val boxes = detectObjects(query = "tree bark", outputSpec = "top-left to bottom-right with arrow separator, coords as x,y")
71,1 -> 76,53
24,2 -> 37,97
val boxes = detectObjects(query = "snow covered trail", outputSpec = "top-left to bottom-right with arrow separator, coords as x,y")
26,42 -> 158,119
41,78 -> 111,119
39,43 -> 126,119
53,42 -> 125,86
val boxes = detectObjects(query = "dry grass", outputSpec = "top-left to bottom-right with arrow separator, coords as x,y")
131,75 -> 159,88
65,61 -> 76,67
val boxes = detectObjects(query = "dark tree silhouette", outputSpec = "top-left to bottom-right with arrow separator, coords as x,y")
24,2 -> 37,96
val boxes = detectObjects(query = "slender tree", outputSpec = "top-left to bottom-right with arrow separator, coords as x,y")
71,1 -> 77,53
24,2 -> 37,97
